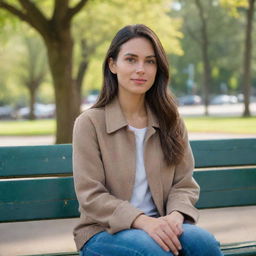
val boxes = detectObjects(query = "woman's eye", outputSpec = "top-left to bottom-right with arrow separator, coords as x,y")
147,59 -> 156,64
126,58 -> 135,63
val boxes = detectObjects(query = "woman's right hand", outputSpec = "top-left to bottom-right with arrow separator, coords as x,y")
132,214 -> 182,255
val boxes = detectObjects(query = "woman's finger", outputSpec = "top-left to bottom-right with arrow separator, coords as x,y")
151,232 -> 170,252
158,229 -> 179,255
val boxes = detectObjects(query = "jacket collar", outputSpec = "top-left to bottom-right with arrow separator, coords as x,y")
105,96 -> 159,134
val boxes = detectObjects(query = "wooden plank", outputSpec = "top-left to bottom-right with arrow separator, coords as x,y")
221,241 -> 256,256
222,247 -> 256,256
194,168 -> 256,208
1,168 -> 255,221
0,177 -> 79,222
0,145 -> 72,177
1,138 -> 255,177
190,139 -> 256,168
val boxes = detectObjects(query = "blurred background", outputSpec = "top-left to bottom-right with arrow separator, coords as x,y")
0,0 -> 255,145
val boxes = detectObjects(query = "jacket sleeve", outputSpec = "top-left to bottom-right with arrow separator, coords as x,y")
165,124 -> 200,223
72,113 -> 143,234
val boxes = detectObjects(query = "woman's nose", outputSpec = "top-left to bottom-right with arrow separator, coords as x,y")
136,63 -> 145,74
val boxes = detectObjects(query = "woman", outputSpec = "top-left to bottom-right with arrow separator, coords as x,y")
73,24 -> 223,256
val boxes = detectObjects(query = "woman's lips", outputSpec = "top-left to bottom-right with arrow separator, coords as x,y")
131,79 -> 147,85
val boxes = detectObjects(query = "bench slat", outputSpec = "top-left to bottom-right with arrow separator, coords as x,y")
1,168 -> 256,221
1,138 -> 256,177
0,177 -> 79,221
195,168 -> 256,208
191,139 -> 256,168
0,145 -> 72,177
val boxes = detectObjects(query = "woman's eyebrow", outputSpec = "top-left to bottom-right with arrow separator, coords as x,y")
145,55 -> 156,58
124,53 -> 156,58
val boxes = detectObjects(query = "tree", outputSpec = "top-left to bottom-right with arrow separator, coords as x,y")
220,0 -> 255,116
0,0 -> 183,142
19,35 -> 48,120
72,0 -> 183,98
179,0 -> 215,115
0,0 -> 88,143
242,0 -> 255,116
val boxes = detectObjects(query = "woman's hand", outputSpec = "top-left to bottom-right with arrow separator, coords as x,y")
161,211 -> 184,237
132,212 -> 184,255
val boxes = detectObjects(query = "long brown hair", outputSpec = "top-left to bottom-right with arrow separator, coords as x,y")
93,24 -> 185,166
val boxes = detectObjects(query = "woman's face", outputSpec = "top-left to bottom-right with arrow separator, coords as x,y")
109,37 -> 157,96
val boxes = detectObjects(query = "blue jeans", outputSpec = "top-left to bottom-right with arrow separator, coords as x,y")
80,224 -> 223,256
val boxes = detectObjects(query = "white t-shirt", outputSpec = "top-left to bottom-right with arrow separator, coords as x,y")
128,125 -> 158,216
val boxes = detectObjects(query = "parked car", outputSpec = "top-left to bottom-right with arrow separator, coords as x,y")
0,105 -> 14,119
237,94 -> 256,103
178,95 -> 202,106
210,95 -> 238,105
16,103 -> 55,119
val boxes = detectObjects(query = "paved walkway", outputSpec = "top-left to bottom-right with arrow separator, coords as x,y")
0,132 -> 255,146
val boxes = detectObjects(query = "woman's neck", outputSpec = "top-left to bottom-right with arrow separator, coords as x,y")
118,92 -> 147,128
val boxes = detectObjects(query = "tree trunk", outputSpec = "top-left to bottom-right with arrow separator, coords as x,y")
242,0 -> 255,117
0,0 -> 89,143
201,37 -> 211,116
195,0 -> 211,116
45,28 -> 80,144
76,39 -> 89,106
28,84 -> 36,120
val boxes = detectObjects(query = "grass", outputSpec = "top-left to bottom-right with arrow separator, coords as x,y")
0,116 -> 255,136
184,116 -> 256,134
0,119 -> 55,136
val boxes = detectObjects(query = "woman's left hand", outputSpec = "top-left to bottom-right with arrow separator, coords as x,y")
160,211 -> 184,237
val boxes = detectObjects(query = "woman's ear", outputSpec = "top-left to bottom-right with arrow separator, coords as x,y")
108,58 -> 117,74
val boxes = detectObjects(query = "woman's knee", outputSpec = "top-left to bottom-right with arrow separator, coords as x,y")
115,229 -> 173,255
81,229 -> 173,256
179,224 -> 223,256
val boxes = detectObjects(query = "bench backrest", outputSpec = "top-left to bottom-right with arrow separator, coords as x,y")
0,138 -> 255,222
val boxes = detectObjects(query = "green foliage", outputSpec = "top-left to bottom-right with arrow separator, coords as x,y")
0,0 -> 255,106
18,34 -> 48,91
73,0 -> 183,94
170,0 -> 246,95
220,0 -> 248,17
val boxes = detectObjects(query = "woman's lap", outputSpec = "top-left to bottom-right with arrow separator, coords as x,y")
80,224 -> 223,256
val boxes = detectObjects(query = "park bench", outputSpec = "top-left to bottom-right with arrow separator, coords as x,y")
0,138 -> 256,256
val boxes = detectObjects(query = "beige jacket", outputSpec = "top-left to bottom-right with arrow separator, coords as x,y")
72,97 -> 199,250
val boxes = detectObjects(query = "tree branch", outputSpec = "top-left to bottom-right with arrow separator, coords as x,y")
184,18 -> 201,45
67,0 -> 88,20
18,0 -> 49,36
52,0 -> 69,21
0,1 -> 29,22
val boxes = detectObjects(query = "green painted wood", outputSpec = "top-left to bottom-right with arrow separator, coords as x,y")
1,138 -> 255,177
0,177 -> 79,222
194,168 -> 256,208
221,241 -> 256,256
190,138 -> 256,168
0,144 -> 72,177
0,138 -> 256,222
222,247 -> 256,256
1,167 -> 255,221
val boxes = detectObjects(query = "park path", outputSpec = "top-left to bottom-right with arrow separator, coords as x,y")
0,132 -> 255,146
